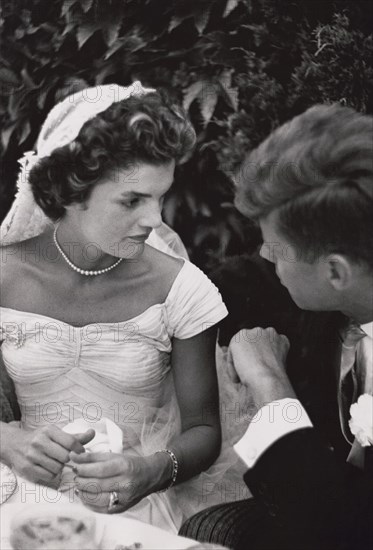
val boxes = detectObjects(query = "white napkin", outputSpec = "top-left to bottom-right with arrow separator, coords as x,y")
59,417 -> 123,492
63,417 -> 123,454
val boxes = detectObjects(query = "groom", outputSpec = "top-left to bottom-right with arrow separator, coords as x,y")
180,104 -> 373,550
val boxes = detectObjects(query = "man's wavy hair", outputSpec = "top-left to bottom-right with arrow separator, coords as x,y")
30,91 -> 196,220
234,104 -> 373,269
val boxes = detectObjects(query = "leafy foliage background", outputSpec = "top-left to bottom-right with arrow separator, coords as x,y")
1,0 -> 372,272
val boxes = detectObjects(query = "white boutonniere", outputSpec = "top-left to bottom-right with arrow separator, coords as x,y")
349,394 -> 373,447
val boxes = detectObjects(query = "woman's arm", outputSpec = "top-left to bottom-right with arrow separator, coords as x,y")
72,326 -> 222,512
166,325 -> 222,482
138,325 -> 222,491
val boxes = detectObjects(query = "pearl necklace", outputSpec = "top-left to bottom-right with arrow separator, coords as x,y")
53,227 -> 123,276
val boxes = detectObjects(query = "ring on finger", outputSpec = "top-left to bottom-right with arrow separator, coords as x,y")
108,490 -> 120,512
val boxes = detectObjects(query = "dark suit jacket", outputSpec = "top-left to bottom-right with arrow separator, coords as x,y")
211,252 -> 372,550
244,429 -> 373,550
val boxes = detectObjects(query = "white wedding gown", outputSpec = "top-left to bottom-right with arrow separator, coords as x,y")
0,258 -> 252,533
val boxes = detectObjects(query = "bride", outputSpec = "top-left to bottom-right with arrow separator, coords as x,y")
0,82 -> 247,533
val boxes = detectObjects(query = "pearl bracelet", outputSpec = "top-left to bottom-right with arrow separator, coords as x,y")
155,449 -> 179,492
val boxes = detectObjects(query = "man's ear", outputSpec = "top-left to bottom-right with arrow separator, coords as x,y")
325,254 -> 353,291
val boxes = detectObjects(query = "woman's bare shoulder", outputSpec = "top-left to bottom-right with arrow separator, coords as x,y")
1,235 -> 45,267
136,244 -> 185,302
0,236 -> 49,299
145,244 -> 185,279
1,241 -> 26,277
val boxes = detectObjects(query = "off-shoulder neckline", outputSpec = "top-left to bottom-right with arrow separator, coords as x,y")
0,259 -> 191,329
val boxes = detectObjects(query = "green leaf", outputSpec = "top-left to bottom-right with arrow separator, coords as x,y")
80,0 -> 94,13
77,22 -> 100,48
19,120 -> 31,144
103,19 -> 122,48
39,23 -> 59,34
95,63 -> 115,85
168,15 -> 188,33
36,87 -> 49,110
199,85 -> 218,125
219,70 -> 239,111
25,25 -> 39,36
1,122 -> 17,150
62,21 -> 77,36
223,0 -> 241,18
185,191 -> 198,212
225,87 -> 239,111
15,28 -> 26,40
8,89 -> 26,119
20,68 -> 37,89
193,8 -> 210,35
104,38 -> 125,60
61,0 -> 79,18
219,225 -> 231,254
200,203 -> 212,217
183,81 -> 204,110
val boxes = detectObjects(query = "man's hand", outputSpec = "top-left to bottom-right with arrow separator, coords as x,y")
229,327 -> 290,383
228,327 -> 296,409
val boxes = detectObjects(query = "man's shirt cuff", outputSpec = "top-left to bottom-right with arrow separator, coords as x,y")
234,398 -> 313,468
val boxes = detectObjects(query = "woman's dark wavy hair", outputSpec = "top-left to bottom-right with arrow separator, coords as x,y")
29,90 -> 196,220
234,104 -> 373,270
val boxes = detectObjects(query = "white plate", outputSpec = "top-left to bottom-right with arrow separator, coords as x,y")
96,514 -> 194,549
0,463 -> 17,505
0,503 -> 194,549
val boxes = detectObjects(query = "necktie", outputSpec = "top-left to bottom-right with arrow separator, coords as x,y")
338,321 -> 366,444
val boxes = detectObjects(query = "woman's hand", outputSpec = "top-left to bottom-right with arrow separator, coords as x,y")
1,424 -> 95,488
228,327 -> 296,409
70,451 -> 166,514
